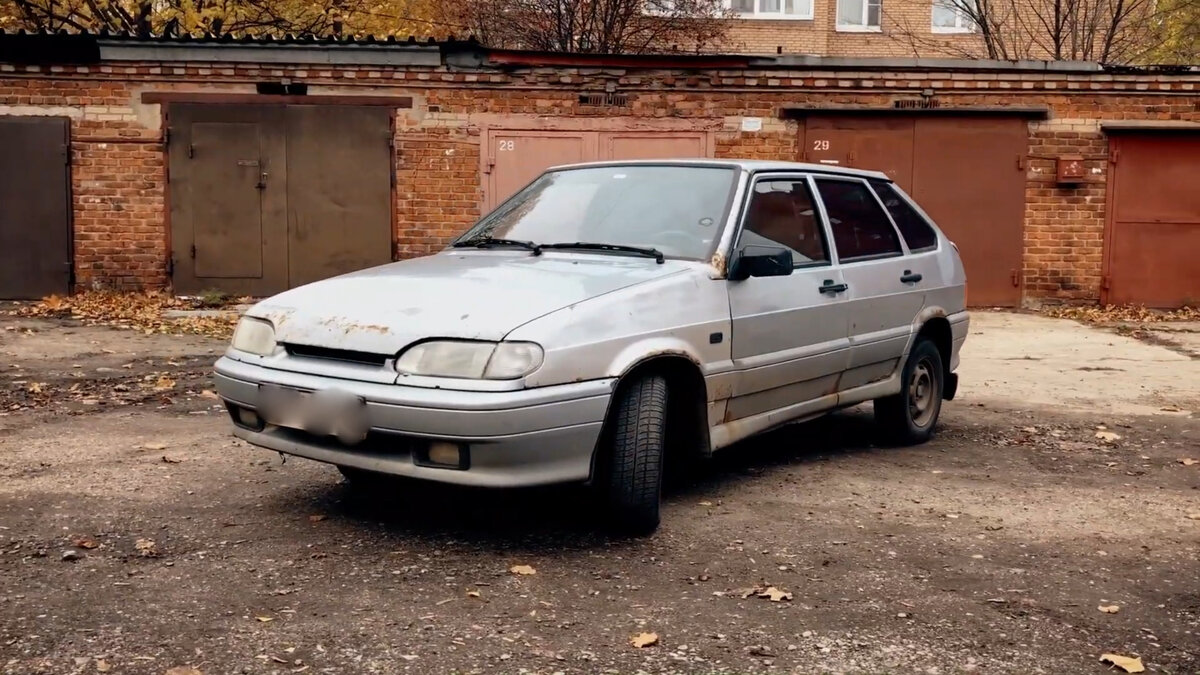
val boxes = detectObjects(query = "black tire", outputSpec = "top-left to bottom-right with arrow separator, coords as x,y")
601,375 -> 668,536
874,338 -> 945,445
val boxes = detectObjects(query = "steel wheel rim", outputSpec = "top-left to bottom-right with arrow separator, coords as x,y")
908,358 -> 937,427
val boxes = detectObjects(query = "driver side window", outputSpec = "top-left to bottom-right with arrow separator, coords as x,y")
741,178 -> 830,266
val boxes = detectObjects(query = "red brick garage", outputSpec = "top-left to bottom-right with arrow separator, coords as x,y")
2,33 -> 1199,307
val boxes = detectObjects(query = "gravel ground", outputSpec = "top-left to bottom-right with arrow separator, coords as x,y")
1,312 -> 1197,675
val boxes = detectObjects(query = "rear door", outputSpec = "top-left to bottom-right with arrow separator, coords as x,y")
726,175 -> 850,421
813,176 -> 922,391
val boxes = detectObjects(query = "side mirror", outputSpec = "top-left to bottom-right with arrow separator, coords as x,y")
728,245 -> 794,281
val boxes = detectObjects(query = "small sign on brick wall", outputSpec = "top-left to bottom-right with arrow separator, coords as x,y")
741,117 -> 763,132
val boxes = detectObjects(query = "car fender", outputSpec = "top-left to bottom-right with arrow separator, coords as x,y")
607,336 -> 708,382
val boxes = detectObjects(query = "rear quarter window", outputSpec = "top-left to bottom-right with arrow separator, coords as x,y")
870,180 -> 938,252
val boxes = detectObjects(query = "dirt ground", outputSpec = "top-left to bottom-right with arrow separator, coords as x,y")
1,311 -> 1197,675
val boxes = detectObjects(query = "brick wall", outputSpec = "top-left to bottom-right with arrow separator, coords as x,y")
723,0 -> 983,56
1,56 -> 1198,302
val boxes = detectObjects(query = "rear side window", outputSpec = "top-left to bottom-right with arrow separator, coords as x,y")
814,178 -> 902,261
741,179 -> 830,265
870,180 -> 938,252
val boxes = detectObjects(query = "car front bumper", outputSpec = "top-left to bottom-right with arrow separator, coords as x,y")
214,356 -> 615,487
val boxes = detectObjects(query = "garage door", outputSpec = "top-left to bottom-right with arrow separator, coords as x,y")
168,104 -> 392,296
1104,132 -> 1200,308
0,117 -> 72,299
484,129 -> 711,209
799,115 -> 1028,307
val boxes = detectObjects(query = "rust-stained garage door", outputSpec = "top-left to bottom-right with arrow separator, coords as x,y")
168,104 -> 393,296
0,117 -> 72,299
1104,132 -> 1200,308
484,129 -> 711,209
800,115 -> 1028,307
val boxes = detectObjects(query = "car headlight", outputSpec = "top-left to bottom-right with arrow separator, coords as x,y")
395,341 -> 543,380
231,317 -> 277,356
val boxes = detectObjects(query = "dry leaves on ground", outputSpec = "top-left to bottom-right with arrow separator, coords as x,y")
308,515 -> 327,523
509,564 -> 537,576
466,590 -> 482,599
1044,304 -> 1200,324
11,291 -> 243,340
1178,458 -> 1198,466
1098,605 -> 1120,613
1095,431 -> 1122,443
1099,653 -> 1145,673
631,632 -> 659,648
736,585 -> 794,602
164,668 -> 203,675
134,538 -> 159,557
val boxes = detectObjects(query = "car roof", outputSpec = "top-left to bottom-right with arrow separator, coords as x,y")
544,158 -> 892,181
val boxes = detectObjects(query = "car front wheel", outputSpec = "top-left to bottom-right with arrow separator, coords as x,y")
600,374 -> 668,536
874,337 -> 944,445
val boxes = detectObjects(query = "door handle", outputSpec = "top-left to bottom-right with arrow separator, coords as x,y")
819,280 -> 848,294
256,171 -> 268,190
900,270 -> 923,283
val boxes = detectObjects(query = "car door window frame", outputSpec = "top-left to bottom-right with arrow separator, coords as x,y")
732,172 -> 837,270
811,175 -> 911,265
867,179 -> 940,254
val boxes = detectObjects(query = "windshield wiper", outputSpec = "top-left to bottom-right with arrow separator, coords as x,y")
537,242 -> 665,264
452,237 -> 541,253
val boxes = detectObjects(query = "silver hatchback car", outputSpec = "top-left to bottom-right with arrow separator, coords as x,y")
215,160 -> 968,533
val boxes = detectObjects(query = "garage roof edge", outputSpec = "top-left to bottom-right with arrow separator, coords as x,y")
1101,120 -> 1200,132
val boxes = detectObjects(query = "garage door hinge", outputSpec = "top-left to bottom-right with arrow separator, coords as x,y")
164,127 -> 170,146
1108,149 -> 1119,164
1101,275 -> 1111,290
190,244 -> 196,259
1016,155 -> 1026,170
1011,269 -> 1020,287
484,156 -> 495,175
166,256 -> 175,276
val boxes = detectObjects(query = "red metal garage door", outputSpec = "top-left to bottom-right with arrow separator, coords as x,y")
799,115 -> 1028,307
1104,132 -> 1200,308
484,129 -> 710,210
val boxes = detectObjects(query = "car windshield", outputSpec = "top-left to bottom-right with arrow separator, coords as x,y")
455,165 -> 738,260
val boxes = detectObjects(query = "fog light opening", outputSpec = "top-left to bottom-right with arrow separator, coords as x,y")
228,403 -> 264,431
416,441 -> 469,470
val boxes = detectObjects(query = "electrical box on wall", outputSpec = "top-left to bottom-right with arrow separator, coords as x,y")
1056,155 -> 1086,185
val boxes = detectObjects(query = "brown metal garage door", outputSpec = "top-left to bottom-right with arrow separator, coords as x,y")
1104,132 -> 1200,308
167,104 -> 393,296
799,115 -> 1028,307
484,129 -> 711,209
0,117 -> 72,299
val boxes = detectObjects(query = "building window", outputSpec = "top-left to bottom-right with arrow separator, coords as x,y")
931,0 -> 975,32
729,0 -> 815,20
836,0 -> 882,31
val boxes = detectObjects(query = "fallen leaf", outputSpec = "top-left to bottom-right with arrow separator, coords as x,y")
1095,431 -> 1122,443
1098,605 -> 1120,613
466,590 -> 482,599
199,390 -> 220,399
255,616 -> 274,623
631,632 -> 659,648
161,456 -> 182,464
73,537 -> 99,549
164,668 -> 203,675
27,382 -> 44,394
134,538 -> 158,557
758,586 -> 793,602
1178,458 -> 1198,466
1099,653 -> 1145,673
154,376 -> 176,391
142,442 -> 168,451
308,515 -> 327,523
96,659 -> 112,672
510,564 -> 536,576
1186,513 -> 1200,520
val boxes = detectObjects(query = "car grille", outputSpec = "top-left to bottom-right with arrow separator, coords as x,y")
282,343 -> 390,367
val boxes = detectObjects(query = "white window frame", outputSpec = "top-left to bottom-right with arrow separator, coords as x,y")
931,0 -> 976,33
727,0 -> 815,21
835,0 -> 882,31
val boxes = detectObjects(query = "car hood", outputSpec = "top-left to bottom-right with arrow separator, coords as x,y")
249,250 -> 691,355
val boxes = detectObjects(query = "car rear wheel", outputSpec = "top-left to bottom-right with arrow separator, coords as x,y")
600,374 -> 668,536
874,337 -> 944,445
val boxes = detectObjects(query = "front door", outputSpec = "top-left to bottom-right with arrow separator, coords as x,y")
726,175 -> 851,421
813,176 -> 923,390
